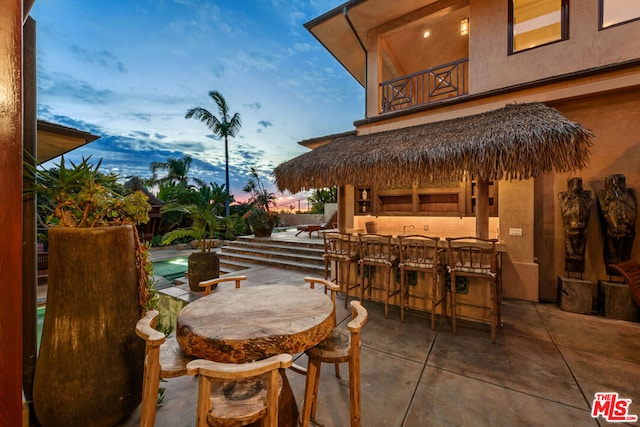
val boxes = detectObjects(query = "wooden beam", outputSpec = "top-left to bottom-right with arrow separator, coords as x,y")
22,15 -> 37,409
0,1 -> 25,426
475,180 -> 489,239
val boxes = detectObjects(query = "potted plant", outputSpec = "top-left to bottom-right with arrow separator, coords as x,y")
161,202 -> 223,291
28,156 -> 155,427
243,167 -> 278,237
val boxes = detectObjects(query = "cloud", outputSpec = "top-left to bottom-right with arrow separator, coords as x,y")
70,45 -> 127,73
130,130 -> 151,138
237,51 -> 284,71
245,102 -> 262,110
38,70 -> 115,105
129,113 -> 152,122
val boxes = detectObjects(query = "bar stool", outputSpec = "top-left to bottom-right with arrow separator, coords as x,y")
323,232 -> 359,308
398,235 -> 446,327
446,237 -> 500,343
357,233 -> 399,318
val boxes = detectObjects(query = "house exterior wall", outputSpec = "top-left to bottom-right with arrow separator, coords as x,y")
470,0 -> 640,93
540,87 -> 640,301
362,0 -> 640,117
313,0 -> 640,307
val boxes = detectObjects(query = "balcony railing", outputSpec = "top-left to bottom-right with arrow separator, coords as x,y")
380,58 -> 469,113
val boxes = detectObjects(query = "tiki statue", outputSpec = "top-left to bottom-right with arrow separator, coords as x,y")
559,177 -> 592,273
597,174 -> 638,275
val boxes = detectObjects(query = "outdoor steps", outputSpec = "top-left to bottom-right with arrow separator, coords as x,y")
218,235 -> 325,275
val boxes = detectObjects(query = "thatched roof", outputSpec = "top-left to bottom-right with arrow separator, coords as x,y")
125,177 -> 165,207
274,102 -> 594,193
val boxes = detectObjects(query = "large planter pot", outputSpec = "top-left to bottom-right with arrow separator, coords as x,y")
33,225 -> 145,427
250,217 -> 276,238
188,251 -> 219,292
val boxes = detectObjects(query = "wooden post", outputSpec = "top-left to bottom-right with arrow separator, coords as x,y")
22,15 -> 38,407
475,179 -> 490,239
0,1 -> 25,425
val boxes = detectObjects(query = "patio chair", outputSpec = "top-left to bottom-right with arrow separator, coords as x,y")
323,232 -> 360,308
295,211 -> 338,238
300,300 -> 368,427
446,237 -> 501,343
398,235 -> 446,327
358,233 -> 399,318
186,353 -> 293,427
297,277 -> 342,378
198,275 -> 248,295
135,310 -> 195,427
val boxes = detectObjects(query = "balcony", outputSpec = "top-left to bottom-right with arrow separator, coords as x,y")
380,58 -> 469,113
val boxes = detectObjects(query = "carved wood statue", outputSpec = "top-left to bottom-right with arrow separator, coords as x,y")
597,174 -> 638,275
559,177 -> 593,274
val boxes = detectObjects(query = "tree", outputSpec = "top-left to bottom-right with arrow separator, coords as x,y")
186,90 -> 241,217
198,182 -> 232,216
149,154 -> 203,187
243,166 -> 276,212
308,186 -> 338,214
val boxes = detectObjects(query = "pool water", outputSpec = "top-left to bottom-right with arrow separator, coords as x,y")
36,258 -> 189,347
37,305 -> 45,349
152,257 -> 189,282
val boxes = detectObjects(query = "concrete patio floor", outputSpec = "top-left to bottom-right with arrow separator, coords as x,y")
120,265 -> 640,427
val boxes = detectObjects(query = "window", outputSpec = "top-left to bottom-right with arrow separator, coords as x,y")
599,0 -> 640,29
509,0 -> 568,54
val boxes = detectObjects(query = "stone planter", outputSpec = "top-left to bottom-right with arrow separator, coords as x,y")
188,251 -> 220,292
33,225 -> 144,427
249,216 -> 276,238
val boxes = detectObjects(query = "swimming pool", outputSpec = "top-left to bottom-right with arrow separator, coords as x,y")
152,257 -> 189,282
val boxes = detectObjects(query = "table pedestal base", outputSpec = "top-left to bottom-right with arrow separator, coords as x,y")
246,371 -> 298,427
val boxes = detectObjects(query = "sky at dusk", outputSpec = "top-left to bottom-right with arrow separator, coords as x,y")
31,0 -> 363,206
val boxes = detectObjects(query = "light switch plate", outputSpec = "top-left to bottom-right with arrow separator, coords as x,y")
509,227 -> 523,236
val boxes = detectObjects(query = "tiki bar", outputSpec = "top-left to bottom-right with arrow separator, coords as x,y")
274,102 -> 594,337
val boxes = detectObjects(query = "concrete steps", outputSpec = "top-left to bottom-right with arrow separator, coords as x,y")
218,235 -> 325,275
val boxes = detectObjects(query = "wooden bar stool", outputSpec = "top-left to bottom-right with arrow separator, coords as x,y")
398,235 -> 446,327
357,233 -> 399,318
300,300 -> 368,427
446,237 -> 500,343
323,232 -> 360,308
135,310 -> 195,427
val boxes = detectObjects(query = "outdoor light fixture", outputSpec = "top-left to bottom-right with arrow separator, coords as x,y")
460,18 -> 469,35
423,30 -> 431,38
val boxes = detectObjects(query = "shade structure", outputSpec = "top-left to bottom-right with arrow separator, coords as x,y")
273,102 -> 594,194
37,120 -> 100,164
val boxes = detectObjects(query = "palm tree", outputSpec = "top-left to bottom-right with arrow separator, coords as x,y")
186,90 -> 241,217
150,154 -> 204,187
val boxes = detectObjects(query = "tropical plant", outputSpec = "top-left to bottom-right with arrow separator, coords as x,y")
186,90 -> 241,217
160,203 -> 223,252
308,186 -> 338,214
243,166 -> 276,211
197,182 -> 233,216
149,154 -> 204,187
242,167 -> 278,236
27,155 -> 157,312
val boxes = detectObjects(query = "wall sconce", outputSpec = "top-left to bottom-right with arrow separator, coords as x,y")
460,18 -> 469,36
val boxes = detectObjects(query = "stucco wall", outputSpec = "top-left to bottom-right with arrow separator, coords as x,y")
538,87 -> 640,301
470,0 -> 640,93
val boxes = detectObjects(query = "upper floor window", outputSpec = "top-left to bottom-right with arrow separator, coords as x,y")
509,0 -> 569,54
599,0 -> 640,29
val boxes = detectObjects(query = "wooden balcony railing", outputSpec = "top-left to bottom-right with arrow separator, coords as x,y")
380,58 -> 469,113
